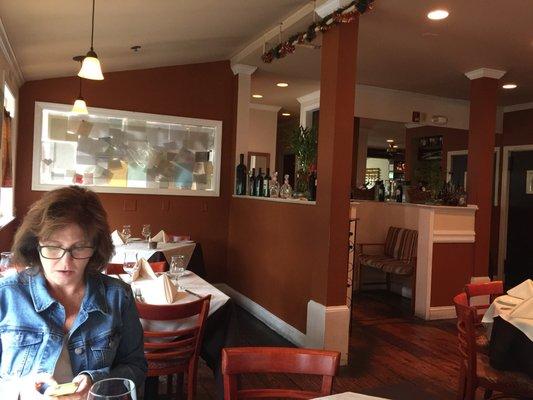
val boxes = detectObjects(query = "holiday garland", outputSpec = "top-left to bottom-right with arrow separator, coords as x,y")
261,0 -> 374,63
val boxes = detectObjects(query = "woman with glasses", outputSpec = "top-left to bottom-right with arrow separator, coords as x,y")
0,186 -> 147,399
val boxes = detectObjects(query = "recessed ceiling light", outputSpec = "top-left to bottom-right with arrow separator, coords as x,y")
427,9 -> 449,20
282,112 -> 291,116
386,139 -> 394,143
252,94 -> 263,98
393,145 -> 399,149
276,82 -> 289,87
502,83 -> 518,90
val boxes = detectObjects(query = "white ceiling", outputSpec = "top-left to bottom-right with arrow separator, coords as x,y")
360,118 -> 406,150
2,0 -> 533,110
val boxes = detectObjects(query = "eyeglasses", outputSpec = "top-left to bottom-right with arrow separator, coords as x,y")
38,245 -> 95,260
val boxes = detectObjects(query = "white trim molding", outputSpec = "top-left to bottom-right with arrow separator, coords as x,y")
249,103 -> 281,112
315,0 -> 352,18
433,230 -> 475,243
503,101 -> 533,113
498,144 -> 533,281
465,68 -> 506,80
215,284 -> 306,347
231,64 -> 257,76
0,16 -> 24,86
429,306 -> 456,320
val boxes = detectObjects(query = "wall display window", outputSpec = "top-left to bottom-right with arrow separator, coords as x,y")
418,135 -> 443,161
32,102 -> 222,196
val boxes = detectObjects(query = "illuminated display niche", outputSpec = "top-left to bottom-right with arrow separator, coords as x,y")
32,102 -> 222,196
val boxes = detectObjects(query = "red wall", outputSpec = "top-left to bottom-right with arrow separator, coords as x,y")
9,61 -> 236,282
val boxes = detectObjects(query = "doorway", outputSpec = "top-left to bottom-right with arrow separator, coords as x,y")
502,149 -> 533,287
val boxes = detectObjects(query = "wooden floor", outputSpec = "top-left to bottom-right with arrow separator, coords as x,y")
195,290 -> 463,400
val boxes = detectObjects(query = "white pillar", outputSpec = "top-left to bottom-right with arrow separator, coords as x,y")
231,64 -> 257,166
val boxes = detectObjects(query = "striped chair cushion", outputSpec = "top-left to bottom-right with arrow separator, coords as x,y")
359,254 -> 414,275
384,227 -> 418,262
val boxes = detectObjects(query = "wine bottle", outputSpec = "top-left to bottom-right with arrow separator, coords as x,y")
256,168 -> 264,197
263,168 -> 271,198
235,153 -> 247,195
395,181 -> 403,203
378,180 -> 385,202
250,168 -> 256,196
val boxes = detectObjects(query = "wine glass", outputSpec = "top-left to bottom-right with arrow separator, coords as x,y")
121,225 -> 132,245
169,255 -> 186,290
141,224 -> 151,242
88,378 -> 137,400
123,253 -> 138,278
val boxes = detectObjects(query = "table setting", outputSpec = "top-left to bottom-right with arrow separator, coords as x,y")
482,278 -> 533,378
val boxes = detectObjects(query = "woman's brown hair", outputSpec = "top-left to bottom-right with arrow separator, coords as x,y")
12,186 -> 114,274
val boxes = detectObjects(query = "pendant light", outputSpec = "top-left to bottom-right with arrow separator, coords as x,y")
78,0 -> 104,80
72,56 -> 89,114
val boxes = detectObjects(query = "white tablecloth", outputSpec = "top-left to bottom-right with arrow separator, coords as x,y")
314,392 -> 389,400
116,271 -> 230,333
111,240 -> 196,266
482,294 -> 533,341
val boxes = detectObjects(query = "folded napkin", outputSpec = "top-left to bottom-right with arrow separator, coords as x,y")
160,274 -> 181,303
111,230 -> 126,245
151,230 -> 167,243
131,258 -> 158,281
510,296 -> 533,319
507,279 -> 533,300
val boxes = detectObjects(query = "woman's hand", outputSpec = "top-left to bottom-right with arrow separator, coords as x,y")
39,374 -> 92,400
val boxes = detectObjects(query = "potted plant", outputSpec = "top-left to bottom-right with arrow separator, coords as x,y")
286,125 -> 318,196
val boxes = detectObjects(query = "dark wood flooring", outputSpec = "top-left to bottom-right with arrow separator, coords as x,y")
195,290 -> 464,400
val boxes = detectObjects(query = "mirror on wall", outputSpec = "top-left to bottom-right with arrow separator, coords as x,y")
248,152 -> 270,172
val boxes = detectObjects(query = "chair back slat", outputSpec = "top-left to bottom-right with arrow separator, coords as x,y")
453,293 -> 477,378
222,347 -> 340,400
136,295 -> 208,320
145,348 -> 195,361
465,281 -> 503,301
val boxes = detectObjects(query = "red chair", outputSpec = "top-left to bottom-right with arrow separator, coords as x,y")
105,261 -> 167,275
222,347 -> 340,400
465,281 -> 504,323
136,295 -> 210,400
453,293 -> 533,400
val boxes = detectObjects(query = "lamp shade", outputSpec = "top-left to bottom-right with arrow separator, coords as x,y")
78,50 -> 104,80
72,98 -> 89,114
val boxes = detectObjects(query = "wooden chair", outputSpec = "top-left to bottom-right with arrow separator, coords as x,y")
465,281 -> 504,322
105,261 -> 167,275
136,295 -> 211,400
453,293 -> 533,400
222,347 -> 340,400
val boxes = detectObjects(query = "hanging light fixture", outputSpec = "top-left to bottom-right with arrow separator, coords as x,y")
72,56 -> 89,114
78,0 -> 104,80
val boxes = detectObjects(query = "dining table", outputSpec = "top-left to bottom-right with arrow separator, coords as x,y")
482,280 -> 533,378
113,270 -> 234,399
111,239 -> 207,279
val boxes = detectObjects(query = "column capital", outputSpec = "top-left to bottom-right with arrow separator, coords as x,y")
465,68 -> 506,80
231,64 -> 257,76
315,0 -> 352,18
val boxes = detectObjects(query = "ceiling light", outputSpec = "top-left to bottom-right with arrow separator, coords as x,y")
502,83 -> 517,89
427,9 -> 449,20
386,139 -> 394,143
282,112 -> 291,116
252,94 -> 263,98
78,0 -> 104,80
276,82 -> 289,87
393,145 -> 399,149
72,56 -> 89,114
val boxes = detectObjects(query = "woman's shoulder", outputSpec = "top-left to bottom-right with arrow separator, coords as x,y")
0,271 -> 30,291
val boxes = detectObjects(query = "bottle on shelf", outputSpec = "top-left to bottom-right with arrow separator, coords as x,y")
280,174 -> 293,199
395,180 -> 403,203
255,168 -> 264,197
378,180 -> 386,202
249,168 -> 256,196
308,169 -> 317,201
269,172 -> 280,198
235,153 -> 247,195
263,168 -> 271,198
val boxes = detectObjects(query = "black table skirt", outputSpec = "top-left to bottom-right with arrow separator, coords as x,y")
489,316 -> 533,378
144,299 -> 236,399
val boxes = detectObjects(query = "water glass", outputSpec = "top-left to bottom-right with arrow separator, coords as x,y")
121,225 -> 132,245
169,255 -> 186,290
123,253 -> 138,277
141,224 -> 151,242
88,378 -> 137,400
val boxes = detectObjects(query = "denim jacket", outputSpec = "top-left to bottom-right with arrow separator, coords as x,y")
0,269 -> 147,388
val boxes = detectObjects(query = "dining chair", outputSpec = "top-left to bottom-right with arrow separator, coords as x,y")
136,295 -> 211,400
465,281 -> 504,322
105,261 -> 167,275
453,293 -> 533,400
221,347 -> 340,400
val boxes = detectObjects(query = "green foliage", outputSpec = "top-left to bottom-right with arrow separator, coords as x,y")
286,125 -> 318,172
414,160 -> 444,199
